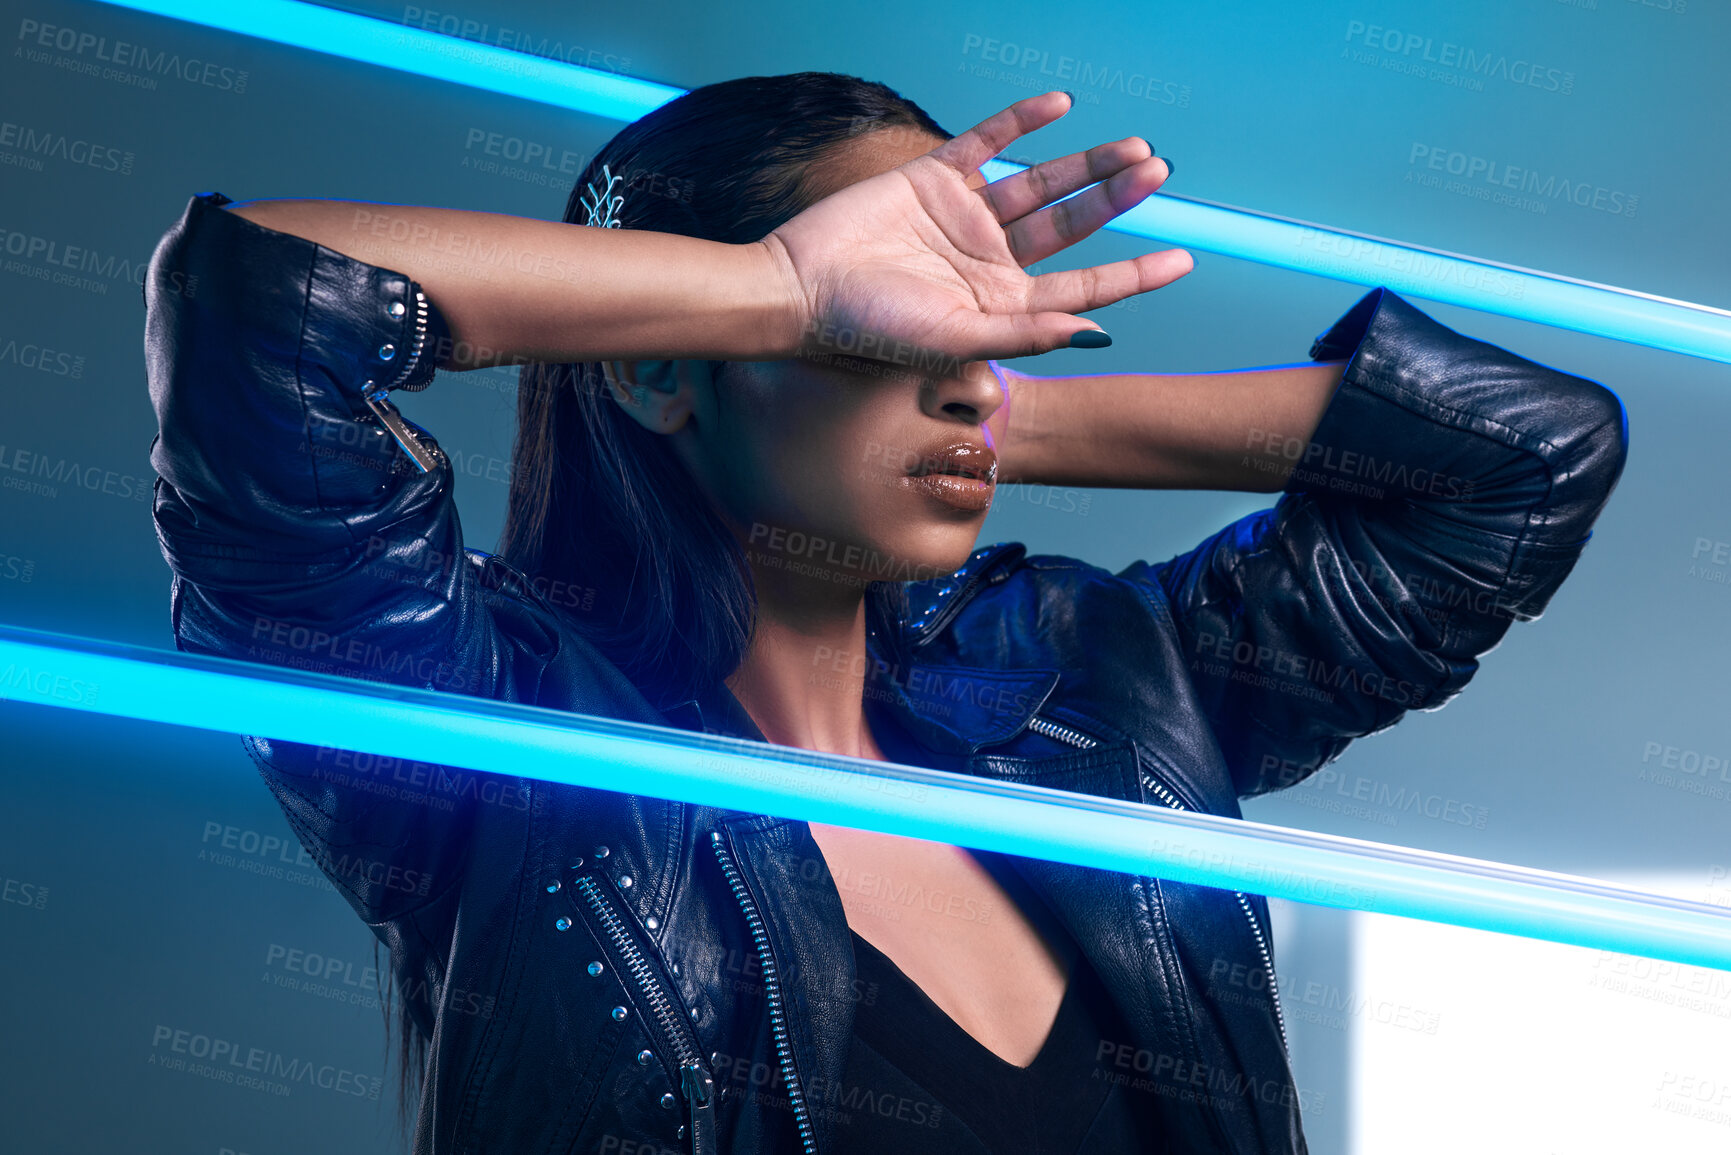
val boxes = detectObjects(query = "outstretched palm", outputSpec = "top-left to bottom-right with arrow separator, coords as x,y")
764,91 -> 1191,366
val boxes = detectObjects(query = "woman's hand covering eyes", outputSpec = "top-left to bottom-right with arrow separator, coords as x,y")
763,91 -> 1191,367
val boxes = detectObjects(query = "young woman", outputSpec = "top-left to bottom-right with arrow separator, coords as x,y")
144,74 -> 1627,1155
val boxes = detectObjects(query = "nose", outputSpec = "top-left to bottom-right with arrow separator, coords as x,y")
917,360 -> 1006,426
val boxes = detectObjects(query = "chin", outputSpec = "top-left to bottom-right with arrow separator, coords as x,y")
858,521 -> 982,586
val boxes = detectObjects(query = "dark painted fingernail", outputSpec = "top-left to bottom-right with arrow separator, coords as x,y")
1069,329 -> 1112,349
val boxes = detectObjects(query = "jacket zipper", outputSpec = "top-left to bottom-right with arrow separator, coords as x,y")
571,874 -> 716,1155
382,288 -> 431,393
364,287 -> 442,472
1026,714 -> 1290,1051
710,832 -> 818,1155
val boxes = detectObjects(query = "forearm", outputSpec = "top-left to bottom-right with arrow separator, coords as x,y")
223,198 -> 803,368
1145,288 -> 1628,799
996,360 -> 1347,490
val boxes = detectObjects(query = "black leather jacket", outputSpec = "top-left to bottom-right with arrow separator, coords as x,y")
144,191 -> 1628,1155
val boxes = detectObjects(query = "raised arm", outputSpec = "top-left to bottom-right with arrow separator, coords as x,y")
218,198 -> 804,368
1001,288 -> 1629,798
219,90 -> 1188,374
988,358 -> 1347,491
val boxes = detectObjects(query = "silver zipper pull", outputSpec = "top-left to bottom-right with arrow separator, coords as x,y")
363,386 -> 441,473
681,1062 -> 717,1155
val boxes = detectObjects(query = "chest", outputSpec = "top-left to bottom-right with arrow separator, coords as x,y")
806,821 -> 1073,1068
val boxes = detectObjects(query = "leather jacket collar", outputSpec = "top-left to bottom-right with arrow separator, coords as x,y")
663,544 -> 1061,763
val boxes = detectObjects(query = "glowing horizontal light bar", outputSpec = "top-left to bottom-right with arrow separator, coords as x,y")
4,622 -> 1731,971
981,159 -> 1731,366
88,0 -> 683,122
92,0 -> 1731,364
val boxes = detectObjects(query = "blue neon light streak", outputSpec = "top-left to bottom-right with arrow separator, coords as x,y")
4,623 -> 1730,971
91,0 -> 1731,364
90,0 -> 683,122
980,160 -> 1731,365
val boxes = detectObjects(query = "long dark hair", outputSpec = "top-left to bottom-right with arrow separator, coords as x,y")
388,72 -> 952,1126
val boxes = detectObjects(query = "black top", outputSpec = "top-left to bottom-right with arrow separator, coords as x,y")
825,929 -> 1167,1154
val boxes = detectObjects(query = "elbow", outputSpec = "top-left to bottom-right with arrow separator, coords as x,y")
1532,372 -> 1630,544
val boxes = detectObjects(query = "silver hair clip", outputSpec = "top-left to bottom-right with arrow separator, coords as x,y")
580,164 -> 625,229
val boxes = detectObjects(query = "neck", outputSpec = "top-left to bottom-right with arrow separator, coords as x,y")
725,563 -> 882,760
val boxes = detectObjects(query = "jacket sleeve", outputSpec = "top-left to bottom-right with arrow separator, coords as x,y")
1127,287 -> 1629,799
144,190 -> 528,924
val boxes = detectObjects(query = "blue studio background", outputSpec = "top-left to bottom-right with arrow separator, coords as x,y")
2,0 -> 1728,1152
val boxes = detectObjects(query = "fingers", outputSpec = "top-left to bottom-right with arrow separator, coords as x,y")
1024,247 -> 1195,317
979,135 -> 1154,227
1000,152 -> 1172,267
927,91 -> 1073,177
947,310 -> 1118,361
940,255 -> 1190,361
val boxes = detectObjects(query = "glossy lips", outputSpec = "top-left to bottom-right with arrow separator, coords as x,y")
906,441 -> 997,512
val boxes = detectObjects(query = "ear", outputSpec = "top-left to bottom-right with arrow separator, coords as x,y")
600,359 -> 712,435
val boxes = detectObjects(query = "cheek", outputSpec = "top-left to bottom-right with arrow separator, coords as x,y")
713,367 -> 898,527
